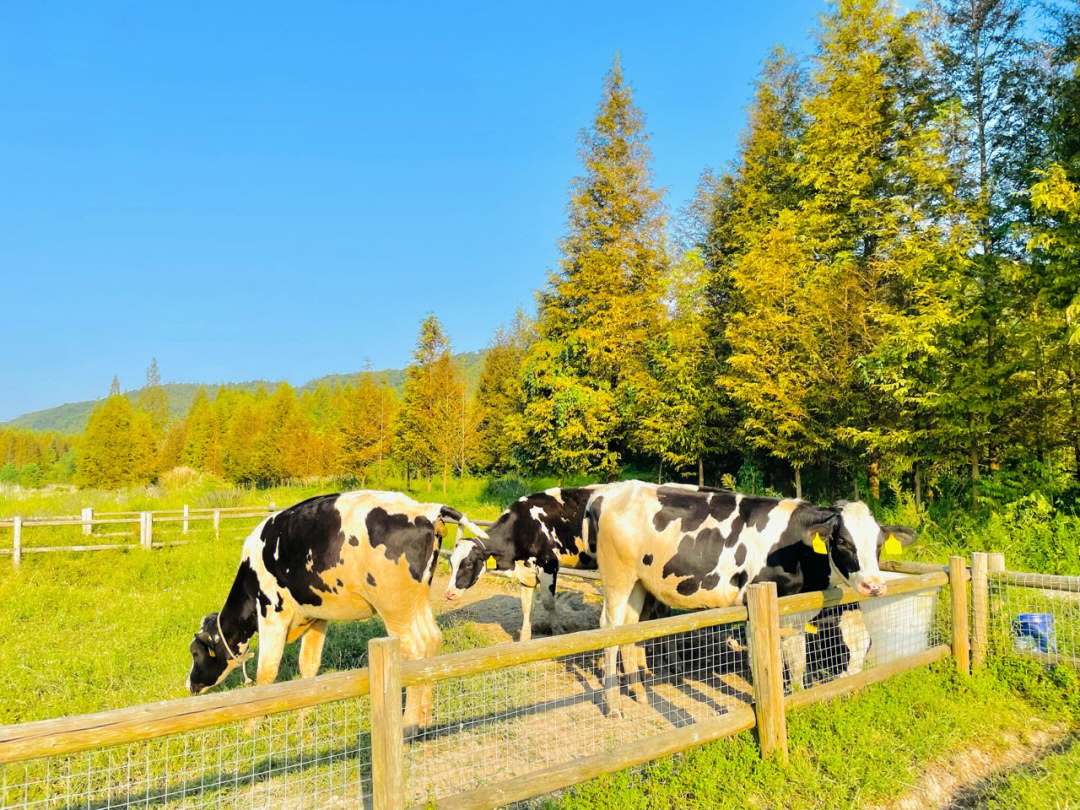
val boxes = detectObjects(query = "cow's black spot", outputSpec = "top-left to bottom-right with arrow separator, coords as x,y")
734,544 -> 746,566
366,573 -> 376,587
661,528 -> 728,597
577,551 -> 595,569
700,572 -> 720,591
730,570 -> 748,590
365,507 -> 437,583
677,577 -> 700,596
336,579 -> 344,588
349,535 -> 359,547
586,495 -> 604,555
259,494 -> 352,606
642,553 -> 654,566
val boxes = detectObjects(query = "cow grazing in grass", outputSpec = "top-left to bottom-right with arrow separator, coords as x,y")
445,486 -> 603,640
586,481 -> 916,709
186,490 -> 488,730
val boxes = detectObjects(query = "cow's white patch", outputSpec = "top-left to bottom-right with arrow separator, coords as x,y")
718,494 -> 743,537
840,502 -> 886,594
447,539 -> 477,592
544,488 -> 564,504
529,505 -> 548,524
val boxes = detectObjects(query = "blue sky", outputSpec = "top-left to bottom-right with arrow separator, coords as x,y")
0,1 -> 825,422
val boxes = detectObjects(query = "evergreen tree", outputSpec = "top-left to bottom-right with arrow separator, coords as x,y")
475,309 -> 533,472
183,388 -> 221,474
396,315 -> 453,489
523,56 -> 667,477
109,376 -> 121,396
136,358 -> 170,432
76,394 -> 149,488
335,377 -> 399,486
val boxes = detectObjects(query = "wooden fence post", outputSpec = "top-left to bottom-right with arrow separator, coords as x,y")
12,516 -> 21,567
370,637 -> 405,810
81,507 -> 93,537
213,509 -> 221,539
140,512 -> 153,550
971,553 -> 989,670
746,582 -> 788,761
949,556 -> 970,675
183,505 -> 189,535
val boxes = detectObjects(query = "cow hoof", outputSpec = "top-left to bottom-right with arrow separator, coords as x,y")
631,687 -> 649,705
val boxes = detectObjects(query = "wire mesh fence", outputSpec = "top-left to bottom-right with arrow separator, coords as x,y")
0,570 -> 961,810
0,697 -> 371,810
985,569 -> 1080,670
403,617 -> 752,807
780,580 -> 948,696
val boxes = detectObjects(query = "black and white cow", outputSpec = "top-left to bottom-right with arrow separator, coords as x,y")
186,491 -> 488,729
445,486 -> 603,640
586,481 -> 916,708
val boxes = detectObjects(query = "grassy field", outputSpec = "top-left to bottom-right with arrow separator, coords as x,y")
2,478 -> 1080,808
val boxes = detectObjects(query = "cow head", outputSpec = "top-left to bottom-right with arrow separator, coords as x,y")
810,502 -> 912,598
445,537 -> 490,600
186,613 -> 247,694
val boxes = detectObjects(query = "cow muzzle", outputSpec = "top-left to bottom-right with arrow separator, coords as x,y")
445,587 -> 459,601
857,577 -> 886,598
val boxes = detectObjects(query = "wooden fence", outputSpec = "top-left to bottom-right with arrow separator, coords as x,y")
0,504 -> 276,565
0,565 -> 958,810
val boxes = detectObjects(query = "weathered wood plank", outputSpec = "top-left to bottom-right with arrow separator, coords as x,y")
370,638 -> 404,810
0,668 -> 370,765
971,553 -> 989,671
1016,649 -> 1080,671
400,605 -> 748,687
988,571 -> 1080,593
775,571 -> 947,617
950,556 -> 970,675
747,583 -> 787,761
880,560 -> 950,575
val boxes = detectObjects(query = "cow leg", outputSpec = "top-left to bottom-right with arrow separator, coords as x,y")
519,585 -> 536,642
298,620 -> 328,679
255,614 -> 289,687
416,603 -> 442,728
537,557 -> 561,636
839,610 -> 870,676
780,626 -> 806,691
385,622 -> 427,736
620,582 -> 649,704
600,577 -> 635,717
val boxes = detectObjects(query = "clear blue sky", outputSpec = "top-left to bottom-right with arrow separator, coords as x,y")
0,1 -> 824,423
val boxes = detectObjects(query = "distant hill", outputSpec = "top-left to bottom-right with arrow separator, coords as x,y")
5,350 -> 489,434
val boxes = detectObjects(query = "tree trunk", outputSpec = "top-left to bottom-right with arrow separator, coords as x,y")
442,463 -> 448,494
657,459 -> 663,485
828,462 -> 837,503
854,469 -> 860,501
698,457 -> 704,488
794,466 -> 802,500
405,462 -> 411,491
868,457 -> 880,501
914,461 -> 922,510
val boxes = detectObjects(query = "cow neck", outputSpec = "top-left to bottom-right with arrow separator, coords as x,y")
485,515 -> 517,566
218,561 -> 259,655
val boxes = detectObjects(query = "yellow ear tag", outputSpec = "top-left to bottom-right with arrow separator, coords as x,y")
812,533 -> 827,555
882,534 -> 903,556
486,556 -> 497,570
804,622 -> 818,634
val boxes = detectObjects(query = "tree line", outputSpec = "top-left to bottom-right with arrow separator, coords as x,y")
10,0 -> 1080,505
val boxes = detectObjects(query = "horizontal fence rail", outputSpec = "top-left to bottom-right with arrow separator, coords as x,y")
0,504 -> 277,565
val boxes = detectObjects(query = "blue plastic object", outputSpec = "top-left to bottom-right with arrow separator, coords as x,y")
1012,613 -> 1058,654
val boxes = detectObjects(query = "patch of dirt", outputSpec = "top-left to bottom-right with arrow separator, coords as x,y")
872,722 -> 1074,810
428,567 -> 604,642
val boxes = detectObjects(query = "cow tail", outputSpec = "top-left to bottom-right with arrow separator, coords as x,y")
584,495 -> 604,556
438,505 -> 489,542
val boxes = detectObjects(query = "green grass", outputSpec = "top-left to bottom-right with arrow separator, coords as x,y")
968,737 -> 1080,809
3,478 -> 1080,809
547,665 -> 1078,810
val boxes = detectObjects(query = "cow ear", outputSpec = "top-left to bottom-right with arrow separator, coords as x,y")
196,631 -> 214,647
804,517 -> 838,555
880,525 -> 917,552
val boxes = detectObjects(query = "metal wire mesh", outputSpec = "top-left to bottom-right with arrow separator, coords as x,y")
781,579 -> 948,696
403,618 -> 751,806
986,571 -> 1080,668
0,697 -> 371,810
